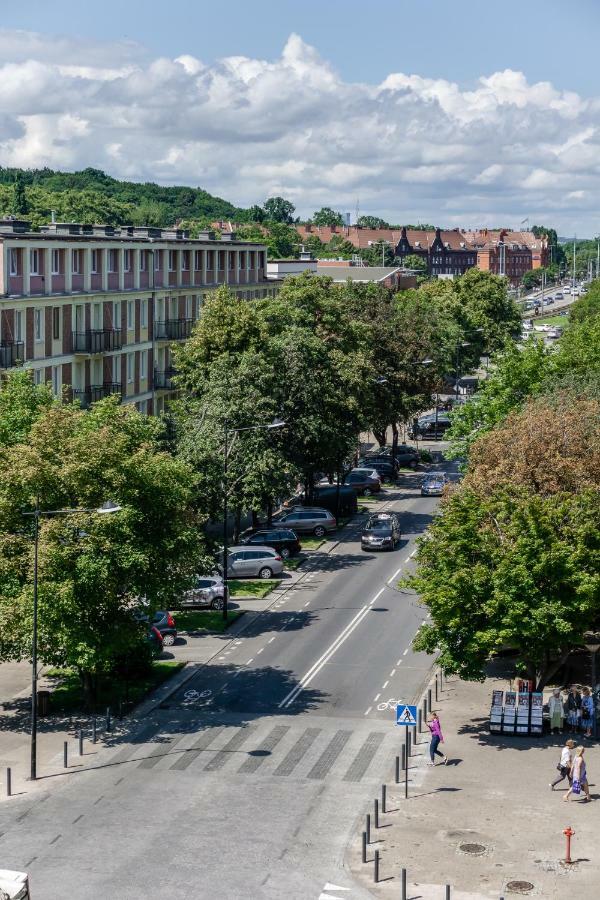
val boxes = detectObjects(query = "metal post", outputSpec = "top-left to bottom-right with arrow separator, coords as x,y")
446,885 -> 451,900
63,741 -> 68,768
395,754 -> 400,784
30,503 -> 40,781
418,709 -> 422,733
92,717 -> 97,744
362,831 -> 367,864
366,813 -> 371,845
106,707 -> 111,732
6,768 -> 11,797
435,674 -> 438,703
592,651 -> 597,740
428,688 -> 432,712
412,724 -> 417,745
381,783 -> 386,814
374,849 -> 379,884
407,731 -> 412,757
222,420 -> 229,622
401,867 -> 407,900
374,798 -> 379,828
405,738 -> 409,799
78,729 -> 83,756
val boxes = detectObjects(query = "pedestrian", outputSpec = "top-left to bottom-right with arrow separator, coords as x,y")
581,687 -> 594,738
566,685 -> 582,733
548,689 -> 565,735
549,738 -> 575,790
426,711 -> 447,766
564,746 -> 591,802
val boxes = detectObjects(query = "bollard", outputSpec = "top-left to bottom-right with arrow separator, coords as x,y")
440,668 -> 443,690
381,783 -> 386,814
366,813 -> 371,845
407,731 -> 412,757
374,797 -> 379,829
106,706 -> 111,732
401,867 -> 407,900
405,736 -> 409,798
445,885 -> 451,900
401,742 -> 406,772
6,767 -> 11,797
418,709 -> 422,733
78,729 -> 83,756
374,849 -> 380,884
435,674 -> 439,703
63,741 -> 68,768
362,831 -> 367,864
92,717 -> 97,744
564,825 -> 575,864
395,754 -> 400,784
428,688 -> 432,712
412,724 -> 417,746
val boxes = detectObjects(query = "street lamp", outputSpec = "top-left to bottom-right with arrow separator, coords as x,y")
583,631 -> 600,740
222,417 -> 286,622
23,498 -> 121,780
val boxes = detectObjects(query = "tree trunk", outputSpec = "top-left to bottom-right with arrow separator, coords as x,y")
233,508 -> 241,544
80,670 -> 97,711
391,422 -> 399,461
373,427 -> 387,448
266,501 -> 273,526
535,649 -> 572,692
251,510 -> 259,528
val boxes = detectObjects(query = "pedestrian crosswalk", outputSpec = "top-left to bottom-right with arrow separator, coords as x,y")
104,718 -> 394,784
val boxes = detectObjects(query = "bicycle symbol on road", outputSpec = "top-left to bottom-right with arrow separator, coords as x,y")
377,698 -> 400,711
182,688 -> 212,704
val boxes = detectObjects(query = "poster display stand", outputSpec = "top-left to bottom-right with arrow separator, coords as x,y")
516,692 -> 531,734
530,692 -> 543,735
489,689 -> 503,733
502,691 -> 516,733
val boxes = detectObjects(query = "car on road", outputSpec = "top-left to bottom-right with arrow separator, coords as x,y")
555,291 -> 563,300
409,416 -> 452,440
360,512 -> 401,551
421,474 -> 447,497
362,445 -> 419,468
534,323 -> 552,332
523,319 -> 533,331
343,469 -> 381,495
548,326 -> 564,339
239,527 -> 301,559
226,546 -> 284,579
0,869 -> 30,900
179,575 -> 225,610
543,297 -> 554,305
277,507 -> 337,537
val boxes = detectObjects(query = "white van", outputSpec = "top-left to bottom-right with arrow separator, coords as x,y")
0,870 -> 30,899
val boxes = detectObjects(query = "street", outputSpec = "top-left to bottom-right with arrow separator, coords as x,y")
0,462 -> 452,900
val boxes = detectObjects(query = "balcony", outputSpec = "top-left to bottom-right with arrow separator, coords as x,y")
0,341 -> 25,368
71,330 -> 122,354
154,318 -> 194,341
153,367 -> 177,390
72,382 -> 123,409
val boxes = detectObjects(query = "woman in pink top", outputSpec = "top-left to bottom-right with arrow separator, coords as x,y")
427,712 -> 448,766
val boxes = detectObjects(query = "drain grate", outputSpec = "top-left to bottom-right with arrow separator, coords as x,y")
506,881 -> 535,894
459,842 -> 486,855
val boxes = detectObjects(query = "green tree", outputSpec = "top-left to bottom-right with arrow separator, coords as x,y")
0,370 -> 55,448
265,222 -> 301,258
357,215 -> 390,229
12,173 -> 28,216
312,207 -> 344,227
246,204 -> 266,223
403,254 -> 427,274
453,267 -> 521,353
263,196 -> 296,224
359,241 -> 395,267
568,280 -> 600,325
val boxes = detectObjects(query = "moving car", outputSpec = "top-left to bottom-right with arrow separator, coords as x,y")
360,513 -> 401,551
226,546 -> 284,579
421,474 -> 447,497
179,575 -> 225,610
343,469 -> 381,495
555,291 -> 563,300
277,507 -> 337,537
239,527 -> 301,559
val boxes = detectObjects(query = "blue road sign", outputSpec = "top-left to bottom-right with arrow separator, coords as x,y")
396,704 -> 417,726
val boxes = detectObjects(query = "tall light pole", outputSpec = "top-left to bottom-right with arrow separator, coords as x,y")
222,418 -> 286,622
23,499 -> 121,780
583,631 -> 600,740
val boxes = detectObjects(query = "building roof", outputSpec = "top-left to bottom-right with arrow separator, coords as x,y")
316,265 -> 404,282
462,229 -> 546,251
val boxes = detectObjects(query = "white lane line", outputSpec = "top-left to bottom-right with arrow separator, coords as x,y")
382,680 -> 389,689
387,565 -> 403,585
396,658 -> 402,666
279,599 -> 374,708
403,555 -> 412,564
256,648 -> 263,655
409,549 -> 417,558
374,693 -> 381,702
246,658 -> 254,665
403,648 -> 409,656
268,636 -> 275,643
304,601 -> 310,607
390,669 -> 396,677
364,707 -> 372,716
369,587 -> 385,606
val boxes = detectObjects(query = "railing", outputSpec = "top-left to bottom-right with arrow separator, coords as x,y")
0,341 -> 25,368
154,318 -> 194,341
72,383 -> 122,409
71,330 -> 122,353
153,368 -> 177,390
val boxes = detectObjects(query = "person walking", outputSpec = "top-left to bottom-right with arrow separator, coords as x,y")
427,711 -> 447,766
581,687 -> 594,738
566,686 -> 582,733
549,738 -> 575,790
564,746 -> 591,802
548,689 -> 565,734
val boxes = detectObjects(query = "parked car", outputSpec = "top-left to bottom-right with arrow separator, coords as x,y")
360,459 -> 397,481
311,485 -> 358,517
0,869 -> 30,900
523,319 -> 533,330
179,575 -> 225,610
239,527 -> 301,559
343,469 -> 381,495
421,474 -> 447,497
358,455 -> 399,476
548,326 -> 564,339
225,546 -> 284,579
146,624 -> 164,657
361,445 -> 418,468
409,416 -> 452,440
360,513 -> 401,551
555,291 -> 564,300
277,507 -> 337,537
135,609 -> 177,646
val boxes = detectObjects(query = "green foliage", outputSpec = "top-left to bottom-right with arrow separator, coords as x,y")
265,222 -> 301,259
12,173 -> 28,216
357,215 -> 390,229
359,241 -> 395,267
0,370 -> 55,448
403,254 -> 427,273
568,279 -> 600,325
312,207 -> 344,227
263,196 -> 296,224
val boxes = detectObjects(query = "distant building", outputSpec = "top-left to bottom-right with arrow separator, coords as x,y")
395,227 -> 476,278
315,264 -> 416,291
267,249 -> 317,279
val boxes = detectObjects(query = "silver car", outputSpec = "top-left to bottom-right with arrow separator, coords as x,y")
226,546 -> 284,580
421,474 -> 447,497
180,575 -> 225,609
277,507 -> 337,537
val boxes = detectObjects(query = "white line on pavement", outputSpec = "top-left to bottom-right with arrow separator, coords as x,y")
382,680 -> 389,689
268,636 -> 275,643
387,566 -> 403,585
364,707 -> 372,716
369,587 -> 385,606
373,693 -> 380,702
246,658 -> 254,665
256,648 -> 263,655
390,669 -> 396,677
403,648 -> 409,656
396,658 -> 402,666
409,549 -> 417,558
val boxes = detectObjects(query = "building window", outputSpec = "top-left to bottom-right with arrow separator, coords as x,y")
53,307 -> 60,340
194,250 -> 201,270
127,352 -> 134,383
113,301 -> 121,330
91,249 -> 98,273
14,310 -> 23,342
206,250 -> 213,270
52,365 -> 61,397
108,249 -> 117,273
182,250 -> 189,271
138,400 -> 148,414
185,296 -> 192,319
34,308 -> 44,342
52,249 -> 60,275
154,250 -> 161,271
140,350 -> 147,379
141,298 -> 148,328
30,249 -> 40,275
127,300 -> 134,330
9,249 -> 19,276
168,250 -> 176,272
124,249 -> 131,272
112,355 -> 120,383
140,250 -> 146,272
34,368 -> 43,385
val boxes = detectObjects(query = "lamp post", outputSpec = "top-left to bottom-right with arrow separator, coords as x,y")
23,499 -> 121,780
583,631 -> 600,740
222,417 -> 286,622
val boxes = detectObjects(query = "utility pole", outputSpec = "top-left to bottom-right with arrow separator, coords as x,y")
572,236 -> 576,293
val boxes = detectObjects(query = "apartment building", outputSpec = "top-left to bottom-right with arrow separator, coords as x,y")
0,219 -> 274,414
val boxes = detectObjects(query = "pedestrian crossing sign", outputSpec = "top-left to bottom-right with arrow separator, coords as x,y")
396,704 -> 417,726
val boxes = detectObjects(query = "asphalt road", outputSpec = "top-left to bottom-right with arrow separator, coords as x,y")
0,459 -> 454,900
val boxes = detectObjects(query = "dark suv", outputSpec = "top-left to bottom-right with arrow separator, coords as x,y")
360,513 -> 401,551
361,445 -> 418,469
239,527 -> 301,559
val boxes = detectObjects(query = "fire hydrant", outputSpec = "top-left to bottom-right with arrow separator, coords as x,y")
563,826 -> 575,864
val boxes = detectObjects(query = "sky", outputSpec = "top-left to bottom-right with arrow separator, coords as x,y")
0,0 -> 599,235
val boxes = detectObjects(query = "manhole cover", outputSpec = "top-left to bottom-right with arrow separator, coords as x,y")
506,881 -> 535,894
459,842 -> 486,855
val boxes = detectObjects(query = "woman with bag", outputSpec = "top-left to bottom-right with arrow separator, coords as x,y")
426,712 -> 447,766
549,738 -> 575,790
564,746 -> 591,802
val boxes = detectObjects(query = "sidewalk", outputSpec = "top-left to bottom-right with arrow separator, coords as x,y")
348,666 -> 600,899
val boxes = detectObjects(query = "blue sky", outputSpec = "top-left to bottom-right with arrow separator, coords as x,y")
0,0 -> 599,234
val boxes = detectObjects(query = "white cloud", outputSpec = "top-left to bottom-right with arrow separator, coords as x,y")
0,30 -> 597,233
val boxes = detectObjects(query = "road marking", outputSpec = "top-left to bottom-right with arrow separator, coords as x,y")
403,648 -> 409,655
369,587 -> 385,606
279,598 -> 375,708
364,707 -> 372,716
246,658 -> 254,665
396,658 -> 402,666
256,648 -> 263,655
304,601 -> 310,607
268,636 -> 276,643
382,680 -> 389,689
409,548 -> 417,558
387,565 -> 403,585
403,555 -> 412,563
373,693 -> 380,702
390,668 -> 396,677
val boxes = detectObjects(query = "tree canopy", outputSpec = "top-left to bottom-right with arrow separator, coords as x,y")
312,207 -> 344,227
